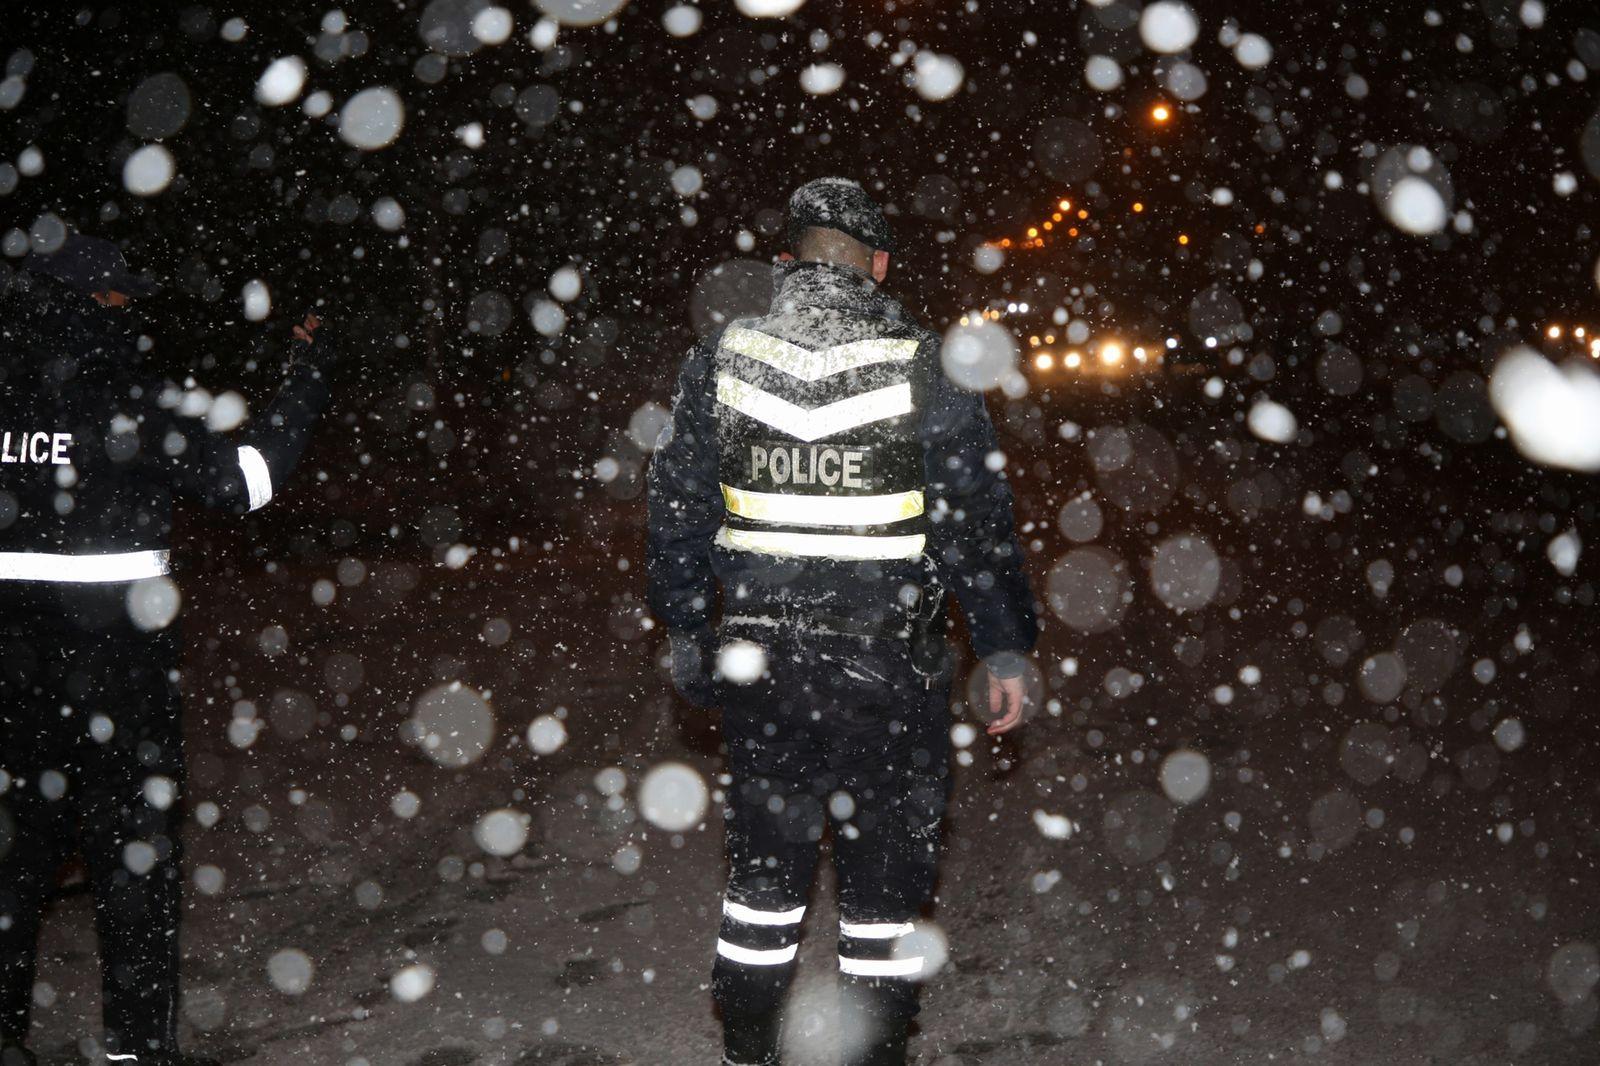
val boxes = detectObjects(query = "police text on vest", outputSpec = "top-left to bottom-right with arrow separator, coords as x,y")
0,432 -> 73,465
750,444 -> 867,488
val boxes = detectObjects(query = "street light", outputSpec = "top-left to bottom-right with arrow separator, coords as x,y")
1151,103 -> 1172,123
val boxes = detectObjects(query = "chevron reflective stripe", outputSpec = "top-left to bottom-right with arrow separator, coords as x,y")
840,919 -> 915,940
716,526 -> 925,561
722,485 -> 924,528
717,939 -> 799,966
0,549 -> 171,583
723,327 -> 917,382
724,900 -> 806,926
838,955 -> 924,978
716,375 -> 913,442
237,445 -> 273,511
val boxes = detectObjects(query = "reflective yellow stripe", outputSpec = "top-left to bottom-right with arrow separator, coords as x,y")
715,526 -> 926,561
716,375 -> 913,442
723,327 -> 918,382
721,485 -> 923,528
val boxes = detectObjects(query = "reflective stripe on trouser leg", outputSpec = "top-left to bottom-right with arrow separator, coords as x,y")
837,916 -> 921,1066
715,897 -> 805,967
715,895 -> 804,1066
714,773 -> 826,1022
838,918 -> 923,979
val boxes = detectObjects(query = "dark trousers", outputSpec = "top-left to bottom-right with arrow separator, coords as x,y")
0,625 -> 186,1056
712,627 -> 950,1066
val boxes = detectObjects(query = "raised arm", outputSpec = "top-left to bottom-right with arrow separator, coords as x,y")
140,315 -> 337,514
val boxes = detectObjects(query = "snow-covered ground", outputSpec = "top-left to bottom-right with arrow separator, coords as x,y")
21,463 -> 1599,1065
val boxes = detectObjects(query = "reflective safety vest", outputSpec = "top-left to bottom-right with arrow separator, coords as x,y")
712,322 -> 930,561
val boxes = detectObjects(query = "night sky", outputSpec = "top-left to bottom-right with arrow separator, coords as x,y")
5,0 -> 1600,558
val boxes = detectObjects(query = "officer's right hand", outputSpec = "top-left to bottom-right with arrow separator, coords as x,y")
289,312 -> 338,376
987,672 -> 1026,735
669,627 -> 720,708
292,312 -> 321,343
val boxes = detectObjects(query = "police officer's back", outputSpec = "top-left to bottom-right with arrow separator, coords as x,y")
647,179 -> 1037,1066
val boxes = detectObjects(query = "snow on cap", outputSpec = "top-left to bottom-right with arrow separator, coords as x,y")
22,234 -> 161,297
785,176 -> 894,253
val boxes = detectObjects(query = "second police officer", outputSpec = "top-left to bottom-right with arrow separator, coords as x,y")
0,236 -> 338,1066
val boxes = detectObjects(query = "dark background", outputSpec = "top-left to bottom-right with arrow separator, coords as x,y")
4,0 -> 1599,723
8,4 -> 1600,1061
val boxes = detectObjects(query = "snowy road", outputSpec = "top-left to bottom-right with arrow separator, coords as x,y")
21,502 -> 1599,1066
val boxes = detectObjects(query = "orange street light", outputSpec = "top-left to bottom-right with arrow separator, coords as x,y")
1151,103 -> 1172,123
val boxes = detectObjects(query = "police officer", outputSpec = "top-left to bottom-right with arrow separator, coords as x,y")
0,236 -> 337,1066
647,179 -> 1037,1066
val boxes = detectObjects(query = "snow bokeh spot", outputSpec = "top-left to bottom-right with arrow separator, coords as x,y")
638,762 -> 708,832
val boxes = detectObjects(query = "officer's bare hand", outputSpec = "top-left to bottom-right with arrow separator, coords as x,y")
987,673 -> 1026,735
292,312 -> 321,344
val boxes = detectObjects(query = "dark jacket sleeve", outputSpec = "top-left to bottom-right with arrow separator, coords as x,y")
921,341 -> 1038,660
646,338 -> 724,633
143,334 -> 334,514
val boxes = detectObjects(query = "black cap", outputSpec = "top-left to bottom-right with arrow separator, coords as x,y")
21,235 -> 161,298
785,177 -> 894,253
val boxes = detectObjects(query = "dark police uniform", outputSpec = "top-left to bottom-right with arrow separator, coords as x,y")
648,180 -> 1036,1066
0,247 -> 335,1066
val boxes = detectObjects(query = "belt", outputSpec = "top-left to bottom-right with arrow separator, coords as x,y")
723,606 -> 913,641
0,549 -> 172,583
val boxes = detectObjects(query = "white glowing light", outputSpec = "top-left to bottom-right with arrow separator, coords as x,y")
912,51 -> 964,101
1247,397 -> 1298,443
800,63 -> 845,95
718,640 -> 766,684
256,56 -> 308,106
242,279 -> 270,322
122,145 -> 175,197
1382,175 -> 1447,235
1140,2 -> 1199,54
638,762 -> 709,832
734,0 -> 806,16
1490,346 -> 1600,471
338,86 -> 405,150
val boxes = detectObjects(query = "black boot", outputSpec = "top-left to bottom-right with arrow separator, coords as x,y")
848,1022 -> 909,1066
839,1005 -> 912,1066
722,1009 -> 781,1066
